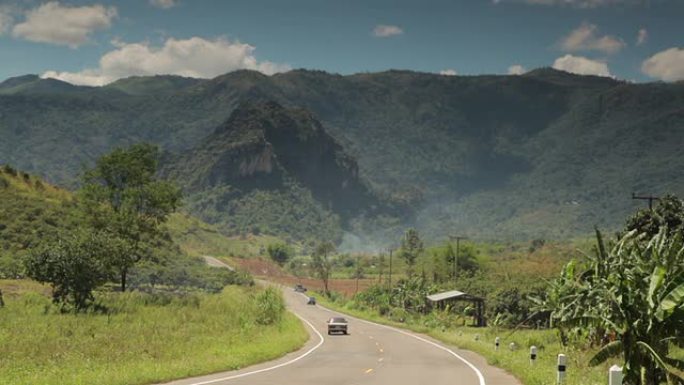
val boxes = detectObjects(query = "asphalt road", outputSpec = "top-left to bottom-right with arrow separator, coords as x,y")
160,281 -> 522,385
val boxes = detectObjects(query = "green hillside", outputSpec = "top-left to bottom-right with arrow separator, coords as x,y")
0,165 -> 255,287
1,68 -> 683,242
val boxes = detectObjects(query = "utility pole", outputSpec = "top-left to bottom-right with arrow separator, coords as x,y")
388,248 -> 393,290
355,255 -> 360,295
449,236 -> 467,281
632,192 -> 660,210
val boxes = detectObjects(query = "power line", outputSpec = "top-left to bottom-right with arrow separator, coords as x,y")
632,192 -> 660,210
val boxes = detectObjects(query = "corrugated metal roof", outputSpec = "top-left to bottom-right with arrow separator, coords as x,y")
427,290 -> 482,302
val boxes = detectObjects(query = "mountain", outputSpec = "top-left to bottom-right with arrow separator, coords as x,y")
161,100 -> 391,242
1,68 -> 683,243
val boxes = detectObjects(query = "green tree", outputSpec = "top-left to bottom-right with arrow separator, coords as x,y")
400,228 -> 423,278
24,231 -> 115,311
267,243 -> 293,265
548,228 -> 684,385
626,194 -> 684,238
311,241 -> 335,295
80,143 -> 182,292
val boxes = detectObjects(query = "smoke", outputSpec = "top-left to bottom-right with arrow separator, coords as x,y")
338,231 -> 393,254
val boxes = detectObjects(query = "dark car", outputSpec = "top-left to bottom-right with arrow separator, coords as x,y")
307,296 -> 316,305
294,284 -> 307,293
327,317 -> 348,335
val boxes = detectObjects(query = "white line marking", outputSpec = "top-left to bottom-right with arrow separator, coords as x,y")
303,293 -> 486,385
186,312 -> 325,385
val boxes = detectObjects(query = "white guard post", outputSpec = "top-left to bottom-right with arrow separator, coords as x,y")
609,365 -> 623,385
557,354 -> 567,384
495,337 -> 500,351
530,346 -> 537,365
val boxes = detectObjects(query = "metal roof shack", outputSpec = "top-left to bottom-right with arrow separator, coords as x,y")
426,290 -> 486,327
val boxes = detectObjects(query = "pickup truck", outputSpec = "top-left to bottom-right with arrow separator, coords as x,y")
327,317 -> 348,335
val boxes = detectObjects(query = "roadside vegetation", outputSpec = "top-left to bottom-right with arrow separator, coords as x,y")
0,146 -> 309,385
0,284 -> 307,385
286,196 -> 684,385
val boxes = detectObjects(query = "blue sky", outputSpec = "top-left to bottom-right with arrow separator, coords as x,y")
0,0 -> 683,85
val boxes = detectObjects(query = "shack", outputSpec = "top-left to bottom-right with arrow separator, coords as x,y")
426,290 -> 486,327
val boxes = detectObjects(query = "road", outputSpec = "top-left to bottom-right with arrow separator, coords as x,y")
202,256 -> 235,270
161,258 -> 521,385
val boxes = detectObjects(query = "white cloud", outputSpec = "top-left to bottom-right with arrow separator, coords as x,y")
560,23 -> 625,54
508,64 -> 526,75
636,28 -> 648,46
0,6 -> 13,35
12,2 -> 116,48
150,0 -> 178,9
552,54 -> 612,77
41,36 -> 291,86
439,69 -> 457,76
641,47 -> 684,82
373,25 -> 403,38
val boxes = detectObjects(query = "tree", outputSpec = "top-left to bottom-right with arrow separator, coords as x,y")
267,243 -> 293,265
625,194 -> 684,238
311,241 -> 335,295
400,228 -> 423,278
24,231 -> 114,311
547,228 -> 684,385
79,143 -> 182,292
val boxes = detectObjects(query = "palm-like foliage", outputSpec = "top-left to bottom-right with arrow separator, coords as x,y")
548,228 -> 684,385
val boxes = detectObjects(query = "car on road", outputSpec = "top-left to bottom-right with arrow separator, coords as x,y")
327,317 -> 348,335
307,296 -> 316,305
294,284 -> 307,293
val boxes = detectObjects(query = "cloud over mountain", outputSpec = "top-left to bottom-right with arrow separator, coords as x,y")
642,47 -> 684,81
42,36 -> 290,86
552,54 -> 611,77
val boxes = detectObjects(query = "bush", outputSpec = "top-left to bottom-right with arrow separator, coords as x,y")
255,287 -> 284,325
267,242 -> 293,265
2,164 -> 17,176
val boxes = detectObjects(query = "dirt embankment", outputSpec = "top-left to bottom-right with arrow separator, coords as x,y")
230,257 -> 377,297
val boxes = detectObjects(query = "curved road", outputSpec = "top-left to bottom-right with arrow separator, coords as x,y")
160,283 -> 521,385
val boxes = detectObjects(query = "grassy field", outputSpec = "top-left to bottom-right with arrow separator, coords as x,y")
314,294 -> 610,385
165,212 -> 282,258
0,281 -> 308,385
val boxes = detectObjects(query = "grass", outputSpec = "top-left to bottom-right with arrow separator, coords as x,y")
165,212 -> 283,258
0,281 -> 308,385
314,293 -> 611,385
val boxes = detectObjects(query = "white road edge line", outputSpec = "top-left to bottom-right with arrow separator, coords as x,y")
302,293 -> 486,385
186,312 -> 325,385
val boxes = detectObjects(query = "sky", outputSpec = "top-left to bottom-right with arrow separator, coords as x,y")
0,0 -> 683,85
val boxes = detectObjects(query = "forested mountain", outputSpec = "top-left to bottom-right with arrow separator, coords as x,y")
1,68 -> 682,242
161,101 -> 393,242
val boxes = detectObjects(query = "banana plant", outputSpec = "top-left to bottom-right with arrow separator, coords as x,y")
550,227 -> 684,385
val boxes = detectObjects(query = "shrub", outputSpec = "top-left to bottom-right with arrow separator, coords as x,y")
255,287 -> 284,325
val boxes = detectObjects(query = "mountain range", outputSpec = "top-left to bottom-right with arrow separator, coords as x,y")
1,68 -> 682,245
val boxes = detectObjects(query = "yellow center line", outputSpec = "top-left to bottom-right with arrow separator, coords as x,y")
379,348 -> 384,353
365,368 -> 374,374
